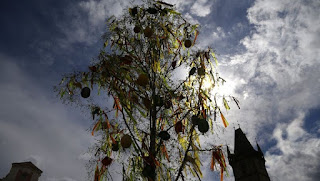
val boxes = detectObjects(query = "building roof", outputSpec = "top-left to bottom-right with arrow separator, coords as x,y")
12,162 -> 43,174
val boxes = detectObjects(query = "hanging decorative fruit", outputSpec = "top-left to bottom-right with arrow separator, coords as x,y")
114,27 -> 120,33
130,7 -> 138,16
133,26 -> 141,33
192,115 -> 200,125
171,60 -> 177,69
120,55 -> 132,65
121,134 -> 132,148
158,131 -> 170,140
175,121 -> 183,134
136,74 -> 149,87
189,67 -> 196,76
184,39 -> 192,48
197,119 -> 209,133
197,67 -> 205,76
144,27 -> 153,38
89,66 -> 97,72
147,7 -> 158,14
112,142 -> 119,151
101,156 -> 113,166
81,87 -> 90,98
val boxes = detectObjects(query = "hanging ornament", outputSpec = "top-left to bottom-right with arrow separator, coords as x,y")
130,7 -> 138,16
147,7 -> 158,14
121,134 -> 132,148
136,74 -> 149,87
192,115 -> 200,125
112,141 -> 119,151
189,67 -> 196,76
144,27 -> 153,38
198,67 -> 205,76
175,121 -> 183,134
158,131 -> 170,140
133,26 -> 141,33
171,60 -> 177,69
120,55 -> 132,65
184,39 -> 192,48
101,156 -> 113,166
81,87 -> 90,98
198,119 -> 209,133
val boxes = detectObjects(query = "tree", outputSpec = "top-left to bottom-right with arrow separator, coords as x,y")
55,1 -> 240,180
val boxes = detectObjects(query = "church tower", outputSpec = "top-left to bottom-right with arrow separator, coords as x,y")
227,128 -> 270,181
0,162 -> 42,181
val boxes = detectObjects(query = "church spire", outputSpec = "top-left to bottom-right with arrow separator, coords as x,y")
228,128 -> 271,181
227,145 -> 234,165
256,141 -> 266,161
234,128 -> 255,155
257,142 -> 263,153
227,145 -> 231,156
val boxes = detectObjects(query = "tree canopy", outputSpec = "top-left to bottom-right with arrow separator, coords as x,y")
55,1 -> 240,180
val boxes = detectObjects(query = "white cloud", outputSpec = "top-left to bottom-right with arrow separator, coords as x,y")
190,0 -> 214,17
57,0 -> 216,47
0,54 -> 95,181
46,177 -> 78,181
265,113 -> 320,181
79,0 -> 129,25
54,0 -> 133,48
77,152 -> 93,162
55,0 -> 217,50
28,40 -> 56,66
214,0 -> 320,180
184,12 -> 200,24
219,0 -> 320,127
24,155 -> 44,170
161,0 -> 194,12
213,27 -> 225,38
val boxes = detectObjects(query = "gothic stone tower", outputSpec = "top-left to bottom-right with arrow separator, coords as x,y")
1,162 -> 42,181
227,128 -> 270,181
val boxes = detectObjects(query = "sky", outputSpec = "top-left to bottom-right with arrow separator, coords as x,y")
0,0 -> 319,180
